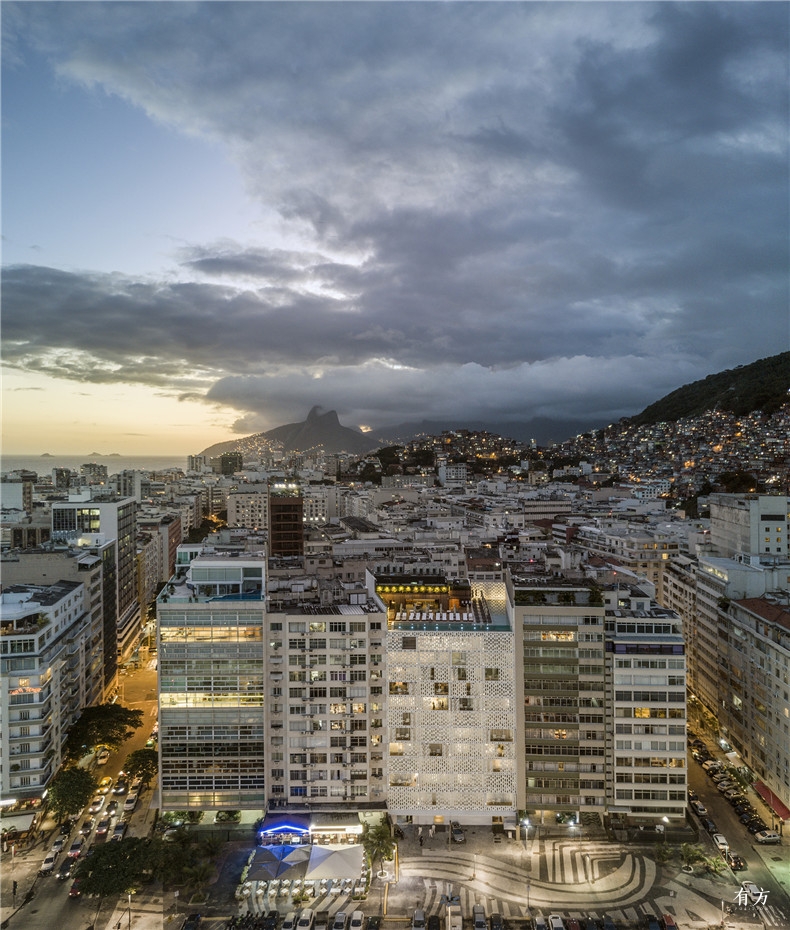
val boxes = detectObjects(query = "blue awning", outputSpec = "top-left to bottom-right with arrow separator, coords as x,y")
258,812 -> 311,834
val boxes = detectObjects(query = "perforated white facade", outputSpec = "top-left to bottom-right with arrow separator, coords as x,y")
386,624 -> 517,824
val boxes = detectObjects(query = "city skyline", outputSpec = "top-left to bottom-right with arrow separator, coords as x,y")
2,2 -> 788,455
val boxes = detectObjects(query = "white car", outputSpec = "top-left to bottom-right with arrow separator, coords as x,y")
712,833 -> 729,853
740,881 -> 764,904
40,851 -> 58,874
754,830 -> 781,845
96,747 -> 111,765
123,792 -> 139,813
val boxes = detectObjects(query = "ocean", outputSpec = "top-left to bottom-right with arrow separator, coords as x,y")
1,454 -> 190,476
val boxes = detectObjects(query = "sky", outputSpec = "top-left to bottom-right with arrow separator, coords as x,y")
2,2 -> 788,455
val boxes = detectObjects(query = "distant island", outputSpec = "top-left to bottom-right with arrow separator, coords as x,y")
40,453 -> 54,457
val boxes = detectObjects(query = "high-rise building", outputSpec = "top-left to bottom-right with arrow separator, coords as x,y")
51,496 -> 139,685
269,483 -> 304,557
508,577 -> 607,827
0,581 -> 90,802
157,550 -> 266,809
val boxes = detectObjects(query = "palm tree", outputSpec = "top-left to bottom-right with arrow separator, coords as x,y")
362,822 -> 394,876
183,860 -> 215,901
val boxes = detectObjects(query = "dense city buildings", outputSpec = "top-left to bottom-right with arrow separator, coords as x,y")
1,405 -> 788,832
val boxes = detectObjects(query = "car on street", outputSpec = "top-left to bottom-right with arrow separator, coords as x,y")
40,851 -> 58,875
548,918 -> 565,930
690,800 -> 707,817
349,912 -> 364,930
67,836 -> 84,858
712,834 -> 729,853
332,913 -> 348,930
725,791 -> 745,804
182,917 -> 202,930
451,821 -> 465,843
660,917 -> 678,930
89,795 -> 105,814
754,830 -> 781,844
726,852 -> 747,871
747,819 -> 769,834
51,836 -> 66,854
281,913 -> 297,930
490,915 -> 504,930
644,918 -> 661,930
426,918 -> 440,930
740,881 -> 764,903
710,771 -> 730,783
98,776 -> 113,794
111,821 -> 128,842
56,857 -> 75,881
68,878 -> 82,898
702,819 -> 719,834
130,777 -> 143,793
734,802 -> 755,815
123,792 -> 139,813
79,817 -> 95,836
106,800 -> 119,817
701,760 -> 721,772
96,747 -> 110,765
687,788 -> 698,801
565,920 -> 581,930
95,816 -> 112,836
113,779 -> 128,795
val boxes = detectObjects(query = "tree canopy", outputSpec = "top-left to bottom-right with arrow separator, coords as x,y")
74,837 -> 151,897
47,767 -> 98,823
63,703 -> 144,762
122,748 -> 158,788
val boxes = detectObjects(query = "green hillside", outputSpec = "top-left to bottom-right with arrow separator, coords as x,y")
629,351 -> 790,427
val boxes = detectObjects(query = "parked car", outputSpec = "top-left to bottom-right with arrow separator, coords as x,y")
40,851 -> 58,875
725,791 -> 745,804
348,912 -> 364,930
111,821 -> 128,842
332,913 -> 348,930
712,834 -> 730,853
96,747 -> 110,765
451,821 -> 465,843
68,878 -> 82,898
130,777 -> 143,793
51,836 -> 66,855
566,920 -> 582,930
95,816 -> 112,836
56,857 -> 75,881
123,793 -> 139,813
687,788 -> 698,801
89,796 -> 105,814
660,917 -> 678,930
747,820 -> 769,834
472,906 -> 486,930
726,852 -> 747,871
754,830 -> 781,845
281,914 -> 297,930
548,917 -> 566,930
490,915 -> 504,930
701,760 -> 721,772
644,918 -> 661,930
690,800 -> 708,817
702,819 -> 719,834
182,916 -> 202,930
602,917 -> 617,930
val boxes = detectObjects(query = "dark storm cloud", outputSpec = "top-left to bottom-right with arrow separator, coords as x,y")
2,2 -> 788,434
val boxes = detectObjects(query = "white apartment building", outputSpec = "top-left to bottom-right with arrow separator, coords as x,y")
264,605 -> 387,808
371,572 -> 517,827
709,493 -> 789,558
227,485 -> 268,530
604,585 -> 688,826
1,581 -> 90,802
